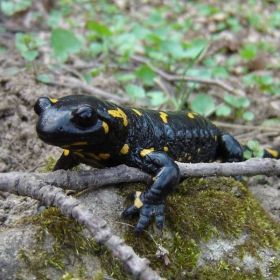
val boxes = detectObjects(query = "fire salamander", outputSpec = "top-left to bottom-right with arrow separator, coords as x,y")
34,95 -> 280,233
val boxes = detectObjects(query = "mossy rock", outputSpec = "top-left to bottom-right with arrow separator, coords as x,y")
6,177 -> 280,279
106,177 -> 280,279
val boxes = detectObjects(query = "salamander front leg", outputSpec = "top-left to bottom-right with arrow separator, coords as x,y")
122,150 -> 180,233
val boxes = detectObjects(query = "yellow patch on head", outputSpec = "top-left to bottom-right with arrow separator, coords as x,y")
63,149 -> 70,156
102,122 -> 109,134
188,112 -> 195,119
108,107 -> 128,126
178,158 -> 182,162
132,108 -> 143,116
120,144 -> 129,154
98,153 -> 110,160
140,148 -> 154,157
164,146 -> 169,152
214,135 -> 218,142
159,112 -> 168,123
49,98 -> 58,103
134,191 -> 143,208
265,148 -> 278,158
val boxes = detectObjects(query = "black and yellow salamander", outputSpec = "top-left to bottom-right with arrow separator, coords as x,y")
34,95 -> 280,233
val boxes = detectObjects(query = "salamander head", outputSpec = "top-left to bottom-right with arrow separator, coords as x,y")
34,95 -> 108,147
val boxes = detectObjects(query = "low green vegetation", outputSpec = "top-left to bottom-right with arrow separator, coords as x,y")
111,177 -> 280,279
2,0 -> 278,119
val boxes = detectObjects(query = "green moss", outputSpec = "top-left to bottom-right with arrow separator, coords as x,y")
110,177 -> 280,279
17,177 -> 280,279
40,155 -> 57,172
18,207 -> 101,279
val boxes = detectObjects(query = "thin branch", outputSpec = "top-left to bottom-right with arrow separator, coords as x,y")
1,159 -> 280,194
131,54 -> 245,96
214,121 -> 280,132
0,175 -> 162,280
45,75 -> 128,103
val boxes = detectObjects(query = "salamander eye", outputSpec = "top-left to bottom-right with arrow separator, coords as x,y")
34,97 -> 52,115
72,105 -> 97,128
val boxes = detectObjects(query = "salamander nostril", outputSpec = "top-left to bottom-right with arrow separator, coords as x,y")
34,97 -> 52,115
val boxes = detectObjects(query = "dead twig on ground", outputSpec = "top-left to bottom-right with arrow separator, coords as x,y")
0,175 -> 162,280
131,54 -> 245,96
1,159 -> 280,194
45,75 -> 128,103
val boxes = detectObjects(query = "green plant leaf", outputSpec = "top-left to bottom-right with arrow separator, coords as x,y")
261,118 -> 280,126
114,73 -> 136,82
183,38 -> 208,59
135,65 -> 157,86
51,28 -> 82,59
147,91 -> 168,106
22,50 -> 38,61
216,105 -> 231,117
86,21 -> 112,37
47,10 -> 62,28
242,111 -> 254,121
239,44 -> 258,61
224,94 -> 250,109
125,84 -> 145,99
190,94 -> 215,116
160,40 -> 185,60
36,74 -> 52,83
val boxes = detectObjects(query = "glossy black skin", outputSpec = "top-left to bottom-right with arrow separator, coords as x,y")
34,95 -> 279,233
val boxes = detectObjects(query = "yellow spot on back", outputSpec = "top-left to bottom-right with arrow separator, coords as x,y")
178,158 -> 182,162
265,148 -> 278,158
197,148 -> 201,153
120,144 -> 129,154
188,112 -> 195,119
214,136 -> 218,142
140,148 -> 154,157
63,150 -> 70,156
108,107 -> 128,126
49,98 -> 58,103
72,141 -> 87,146
134,191 -> 143,208
164,146 -> 168,152
159,112 -> 168,123
188,155 -> 192,161
132,108 -> 143,116
99,153 -> 110,160
102,122 -> 109,134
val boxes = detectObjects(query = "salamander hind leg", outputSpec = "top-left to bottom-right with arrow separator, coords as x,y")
122,149 -> 180,234
217,133 -> 244,163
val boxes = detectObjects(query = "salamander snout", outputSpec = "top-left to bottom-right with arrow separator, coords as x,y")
34,97 -> 53,116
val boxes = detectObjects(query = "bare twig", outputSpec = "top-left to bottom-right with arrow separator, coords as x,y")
45,75 -> 128,103
131,55 -> 245,96
214,121 -> 280,132
0,175 -> 162,280
1,159 -> 280,195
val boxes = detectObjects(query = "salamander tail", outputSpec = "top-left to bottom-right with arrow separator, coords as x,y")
241,144 -> 280,159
